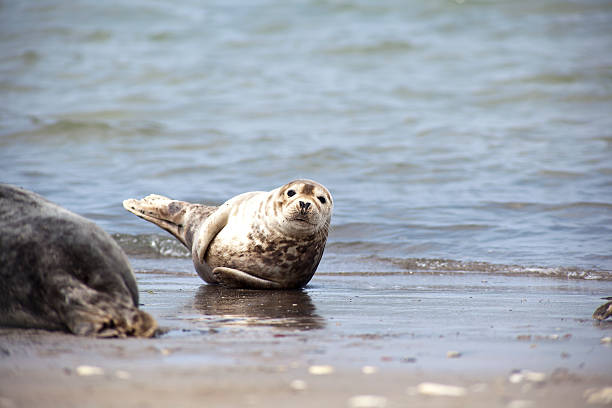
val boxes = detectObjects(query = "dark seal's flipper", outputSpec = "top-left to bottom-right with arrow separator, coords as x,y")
0,184 -> 157,338
593,299 -> 612,320
123,194 -> 217,249
54,275 -> 157,337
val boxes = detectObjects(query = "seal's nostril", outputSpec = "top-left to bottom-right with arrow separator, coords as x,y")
299,201 -> 311,210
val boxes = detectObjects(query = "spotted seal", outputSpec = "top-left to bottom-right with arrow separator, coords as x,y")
123,179 -> 333,289
0,184 -> 157,337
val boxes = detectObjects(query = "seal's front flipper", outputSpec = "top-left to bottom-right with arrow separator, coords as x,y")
212,267 -> 282,290
123,194 -> 217,249
194,202 -> 232,263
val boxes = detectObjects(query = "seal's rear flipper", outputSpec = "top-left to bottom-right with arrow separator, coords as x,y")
57,277 -> 158,338
123,194 -> 217,249
212,267 -> 282,290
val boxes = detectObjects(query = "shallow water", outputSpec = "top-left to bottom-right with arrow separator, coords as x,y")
135,270 -> 612,373
1,0 -> 612,278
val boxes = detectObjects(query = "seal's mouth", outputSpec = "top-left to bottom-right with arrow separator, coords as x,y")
290,216 -> 316,225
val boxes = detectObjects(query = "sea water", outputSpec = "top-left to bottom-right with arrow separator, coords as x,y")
1,0 -> 611,279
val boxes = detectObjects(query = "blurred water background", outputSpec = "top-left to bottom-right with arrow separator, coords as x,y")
1,0 -> 611,279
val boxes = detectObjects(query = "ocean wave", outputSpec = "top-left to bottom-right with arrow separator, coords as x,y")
113,233 -> 611,281
369,256 -> 612,281
113,233 -> 190,258
323,40 -> 414,56
483,201 -> 612,212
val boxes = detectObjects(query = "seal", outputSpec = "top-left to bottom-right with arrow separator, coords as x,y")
0,184 -> 157,337
123,179 -> 333,289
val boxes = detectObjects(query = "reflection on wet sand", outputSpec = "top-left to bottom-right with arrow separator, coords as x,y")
193,286 -> 325,331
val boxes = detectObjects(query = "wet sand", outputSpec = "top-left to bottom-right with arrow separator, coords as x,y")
1,271 -> 611,407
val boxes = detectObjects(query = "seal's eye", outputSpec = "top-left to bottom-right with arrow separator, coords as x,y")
317,196 -> 326,204
287,190 -> 296,197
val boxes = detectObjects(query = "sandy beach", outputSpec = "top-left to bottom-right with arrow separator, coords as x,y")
1,271 -> 611,408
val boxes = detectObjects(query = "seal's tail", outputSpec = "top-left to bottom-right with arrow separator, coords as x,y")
123,194 -> 217,249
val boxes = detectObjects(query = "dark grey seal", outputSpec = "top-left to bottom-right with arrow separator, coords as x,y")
123,179 -> 333,289
0,184 -> 157,337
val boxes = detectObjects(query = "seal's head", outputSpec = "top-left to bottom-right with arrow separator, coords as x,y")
272,179 -> 333,237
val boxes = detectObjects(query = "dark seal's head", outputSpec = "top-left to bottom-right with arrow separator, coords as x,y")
268,179 -> 333,238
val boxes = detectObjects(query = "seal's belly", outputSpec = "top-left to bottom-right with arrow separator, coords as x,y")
204,226 -> 325,285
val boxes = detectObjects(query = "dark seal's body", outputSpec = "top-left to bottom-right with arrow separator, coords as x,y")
124,180 -> 333,289
0,184 -> 156,337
